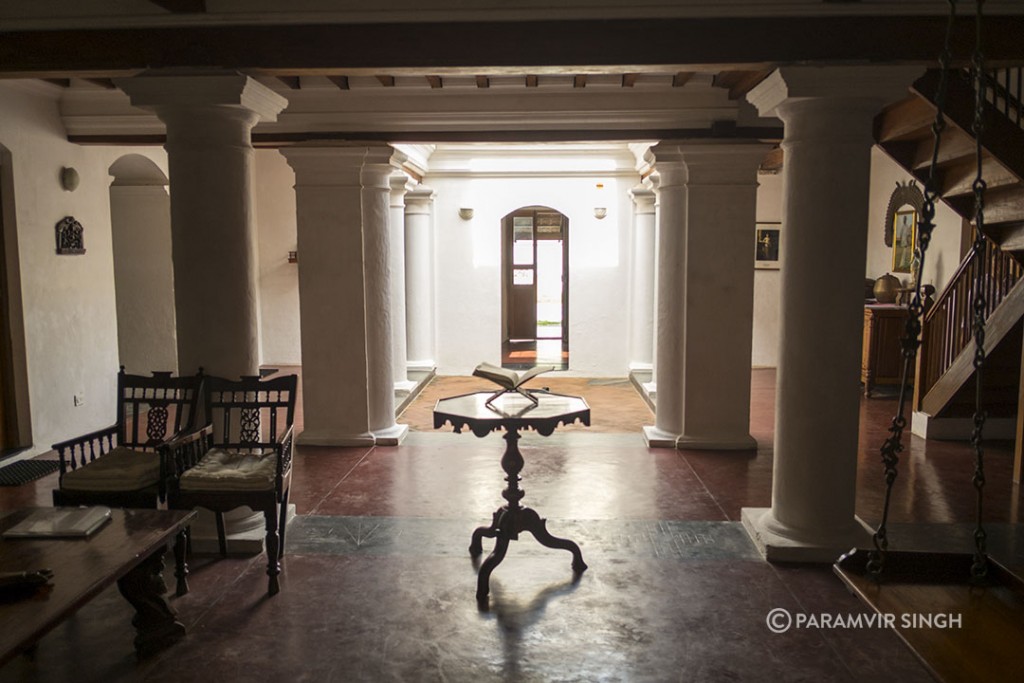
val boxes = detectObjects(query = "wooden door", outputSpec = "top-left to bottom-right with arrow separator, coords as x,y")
505,213 -> 538,340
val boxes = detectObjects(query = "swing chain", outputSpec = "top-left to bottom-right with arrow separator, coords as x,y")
969,0 -> 989,580
867,0 -> 958,579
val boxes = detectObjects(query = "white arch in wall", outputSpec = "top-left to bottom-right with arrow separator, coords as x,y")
0,144 -> 33,450
108,153 -> 178,374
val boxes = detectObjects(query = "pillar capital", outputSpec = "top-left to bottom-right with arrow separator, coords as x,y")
390,172 -> 415,208
630,185 -> 656,214
747,65 -> 923,119
115,71 -> 288,122
404,186 -> 436,216
663,141 -> 773,185
282,145 -> 397,187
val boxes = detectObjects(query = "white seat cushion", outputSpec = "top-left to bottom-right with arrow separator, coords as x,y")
60,447 -> 161,492
179,448 -> 277,492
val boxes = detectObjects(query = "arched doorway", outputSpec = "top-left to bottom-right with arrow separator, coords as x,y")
501,206 -> 568,370
108,154 -> 177,374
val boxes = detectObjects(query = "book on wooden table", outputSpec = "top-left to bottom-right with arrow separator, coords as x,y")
2,506 -> 112,539
472,362 -> 554,408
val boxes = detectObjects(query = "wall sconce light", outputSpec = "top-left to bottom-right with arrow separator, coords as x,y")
60,167 -> 80,192
287,251 -> 298,264
458,207 -> 474,220
594,207 -> 607,220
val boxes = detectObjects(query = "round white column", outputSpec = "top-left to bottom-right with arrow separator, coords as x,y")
116,73 -> 287,378
362,153 -> 407,444
643,151 -> 686,447
628,185 -> 656,372
389,174 -> 415,393
405,187 -> 436,372
740,66 -> 922,561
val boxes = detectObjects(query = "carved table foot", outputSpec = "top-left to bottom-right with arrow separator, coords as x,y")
519,507 -> 588,575
469,509 -> 502,556
117,545 -> 186,658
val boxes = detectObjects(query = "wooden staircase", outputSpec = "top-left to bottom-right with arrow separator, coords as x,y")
875,68 -> 1024,440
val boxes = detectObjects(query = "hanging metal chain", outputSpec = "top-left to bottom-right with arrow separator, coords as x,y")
867,0 -> 958,579
969,0 -> 989,581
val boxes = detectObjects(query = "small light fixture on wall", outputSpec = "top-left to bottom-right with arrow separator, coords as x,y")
458,207 -> 474,220
593,181 -> 607,219
287,251 -> 298,264
60,166 -> 80,192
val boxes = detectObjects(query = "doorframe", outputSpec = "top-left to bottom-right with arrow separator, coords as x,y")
500,205 -> 569,351
0,146 -> 33,454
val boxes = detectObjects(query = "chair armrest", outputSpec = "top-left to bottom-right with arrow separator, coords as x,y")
159,424 -> 214,503
274,424 -> 296,480
51,424 -> 119,477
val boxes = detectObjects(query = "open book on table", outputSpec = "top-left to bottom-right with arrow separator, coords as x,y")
472,362 -> 554,408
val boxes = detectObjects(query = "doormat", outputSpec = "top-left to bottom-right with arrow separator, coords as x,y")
0,459 -> 60,487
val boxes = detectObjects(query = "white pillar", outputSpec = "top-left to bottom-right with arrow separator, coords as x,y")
116,73 -> 286,378
643,150 -> 686,447
405,187 -> 436,373
389,173 -> 415,393
628,184 -> 656,373
675,142 -> 769,450
740,66 -> 922,561
282,145 -> 407,447
362,155 -> 408,444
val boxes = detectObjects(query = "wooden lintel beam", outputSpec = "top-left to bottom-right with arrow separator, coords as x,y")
148,0 -> 206,12
525,75 -> 538,88
376,75 -> 395,87
276,76 -> 301,90
759,146 -> 784,173
475,76 -> 490,88
43,78 -> 70,88
327,75 -> 349,90
426,75 -> 443,89
622,73 -> 638,88
574,75 -> 587,88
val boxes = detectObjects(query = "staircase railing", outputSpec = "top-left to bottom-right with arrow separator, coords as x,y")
984,67 -> 1023,131
916,239 -> 1023,407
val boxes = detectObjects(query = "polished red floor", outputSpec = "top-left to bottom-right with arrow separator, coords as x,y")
1,369 -> 1021,682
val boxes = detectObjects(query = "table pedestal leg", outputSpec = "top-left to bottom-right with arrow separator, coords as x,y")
470,425 -> 588,603
116,545 -> 186,658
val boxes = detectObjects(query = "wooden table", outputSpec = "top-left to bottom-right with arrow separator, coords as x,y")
0,507 -> 197,665
434,390 -> 590,604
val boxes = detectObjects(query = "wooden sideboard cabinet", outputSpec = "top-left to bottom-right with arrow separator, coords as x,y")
862,304 -> 911,397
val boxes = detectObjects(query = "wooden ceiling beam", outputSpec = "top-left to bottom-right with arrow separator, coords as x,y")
147,0 -> 206,12
672,71 -> 694,88
525,75 -> 538,88
475,76 -> 490,88
622,73 -> 638,88
376,75 -> 396,87
276,76 -> 301,90
713,70 -> 773,99
1,16 -> 1016,78
426,75 -> 443,89
574,75 -> 587,88
326,75 -> 349,90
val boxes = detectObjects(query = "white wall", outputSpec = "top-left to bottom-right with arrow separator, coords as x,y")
752,172 -> 783,367
254,150 -> 301,366
427,147 -> 635,376
0,82 -> 167,455
866,147 -> 963,292
110,157 -> 177,375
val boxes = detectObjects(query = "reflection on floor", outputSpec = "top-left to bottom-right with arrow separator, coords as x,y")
501,339 -> 568,371
1,368 -> 1021,682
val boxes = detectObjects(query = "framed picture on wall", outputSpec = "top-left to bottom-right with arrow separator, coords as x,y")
754,223 -> 781,269
891,209 -> 917,273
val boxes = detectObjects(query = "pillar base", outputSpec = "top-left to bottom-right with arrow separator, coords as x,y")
642,425 -> 679,449
372,423 -> 409,446
188,505 -> 296,555
407,360 -> 436,373
741,507 -> 873,563
393,379 -> 418,396
297,430 -> 376,447
676,433 -> 758,451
